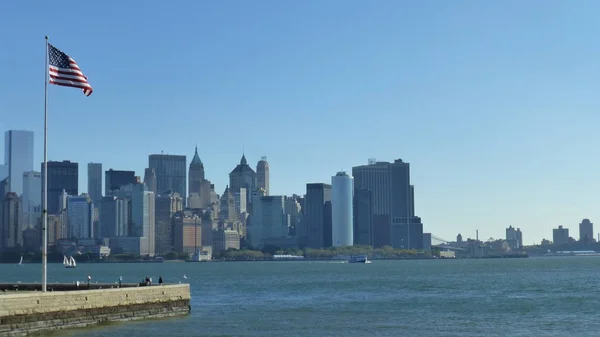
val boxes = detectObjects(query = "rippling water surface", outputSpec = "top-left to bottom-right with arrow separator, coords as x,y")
3,257 -> 600,336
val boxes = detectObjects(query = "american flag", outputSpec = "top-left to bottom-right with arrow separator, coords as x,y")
48,43 -> 93,96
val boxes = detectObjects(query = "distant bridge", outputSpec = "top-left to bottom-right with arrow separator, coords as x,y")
431,234 -> 467,251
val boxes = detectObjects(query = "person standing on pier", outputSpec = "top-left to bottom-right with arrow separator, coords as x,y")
158,276 -> 163,285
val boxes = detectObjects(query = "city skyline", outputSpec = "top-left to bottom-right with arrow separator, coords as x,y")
0,128 -> 597,245
3,1 -> 600,244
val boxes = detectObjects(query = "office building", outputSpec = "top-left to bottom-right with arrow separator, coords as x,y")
172,211 -> 202,254
188,146 -> 205,192
579,219 -> 593,243
506,226 -> 523,249
213,229 -> 240,255
105,169 -> 136,195
66,194 -> 94,239
0,192 -> 21,252
131,183 -> 155,256
256,157 -> 269,196
22,171 -> 42,228
352,158 -> 422,249
0,165 -> 7,181
331,172 -> 353,247
304,183 -> 332,248
143,168 -> 157,194
87,163 -> 102,205
42,160 -> 78,215
229,154 -> 256,205
353,188 -> 372,246
4,130 -> 34,195
248,195 -> 287,248
155,191 -> 183,255
553,225 -> 569,246
99,196 -> 129,238
148,154 -> 186,203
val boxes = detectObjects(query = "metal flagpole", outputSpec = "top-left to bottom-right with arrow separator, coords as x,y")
42,36 -> 49,292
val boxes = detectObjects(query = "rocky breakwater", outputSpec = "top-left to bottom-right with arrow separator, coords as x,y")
0,284 -> 191,336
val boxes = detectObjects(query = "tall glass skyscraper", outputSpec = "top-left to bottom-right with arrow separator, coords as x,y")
148,154 -> 186,203
5,130 -> 34,195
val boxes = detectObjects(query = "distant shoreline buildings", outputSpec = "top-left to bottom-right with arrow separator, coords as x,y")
0,128 -> 596,259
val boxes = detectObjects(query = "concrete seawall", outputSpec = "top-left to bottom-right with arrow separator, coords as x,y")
0,284 -> 191,336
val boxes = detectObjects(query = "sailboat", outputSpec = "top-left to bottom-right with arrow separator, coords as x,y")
63,255 -> 76,268
17,256 -> 23,267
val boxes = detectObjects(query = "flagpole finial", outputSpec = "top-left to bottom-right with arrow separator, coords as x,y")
45,36 -> 48,40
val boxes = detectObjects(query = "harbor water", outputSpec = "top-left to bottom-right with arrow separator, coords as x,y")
2,257 -> 600,336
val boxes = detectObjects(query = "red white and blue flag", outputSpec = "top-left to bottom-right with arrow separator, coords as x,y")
48,43 -> 93,96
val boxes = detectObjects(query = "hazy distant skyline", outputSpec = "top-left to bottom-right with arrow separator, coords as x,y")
2,0 -> 600,244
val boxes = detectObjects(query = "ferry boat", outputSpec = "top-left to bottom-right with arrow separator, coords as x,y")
348,255 -> 371,264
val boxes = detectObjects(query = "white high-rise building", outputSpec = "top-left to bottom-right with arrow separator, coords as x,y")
5,130 -> 34,195
22,171 -> 42,228
331,171 -> 353,247
67,194 -> 94,239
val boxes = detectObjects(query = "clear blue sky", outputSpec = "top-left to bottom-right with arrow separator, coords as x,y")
2,0 -> 600,244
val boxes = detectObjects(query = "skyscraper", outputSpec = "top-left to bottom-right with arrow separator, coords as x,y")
131,183 -> 155,256
256,157 -> 269,196
188,146 -> 205,193
353,188 -> 373,246
22,171 -> 42,228
0,165 -> 7,182
5,130 -> 34,195
105,169 -> 136,195
0,192 -> 21,252
352,159 -> 422,249
87,163 -> 102,205
331,172 -> 353,247
229,154 -> 256,206
143,168 -> 157,194
42,161 -> 78,215
305,183 -> 332,248
148,154 -> 186,203
248,195 -> 287,248
579,219 -> 593,243
66,194 -> 94,239
155,191 -> 183,255
99,196 -> 129,238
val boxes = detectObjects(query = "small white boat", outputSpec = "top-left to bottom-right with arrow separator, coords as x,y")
348,255 -> 371,264
17,256 -> 23,267
64,255 -> 76,268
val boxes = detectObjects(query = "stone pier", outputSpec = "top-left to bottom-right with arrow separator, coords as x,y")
0,284 -> 191,336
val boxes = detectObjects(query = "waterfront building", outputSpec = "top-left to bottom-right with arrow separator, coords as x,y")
579,219 -> 594,243
155,191 -> 183,255
553,225 -> 569,246
248,194 -> 288,248
353,188 -> 372,246
213,229 -> 241,255
0,192 -> 21,252
130,183 -> 155,256
331,172 -> 353,247
304,183 -> 332,248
